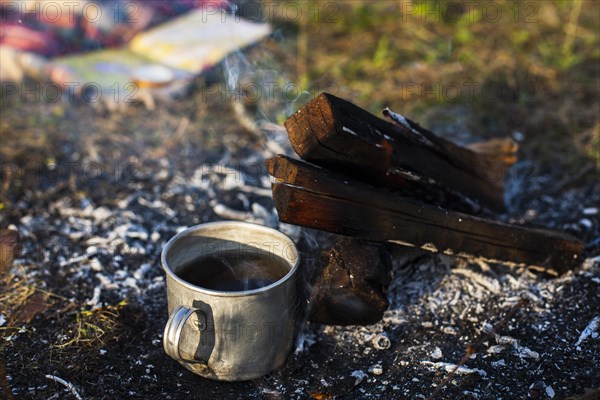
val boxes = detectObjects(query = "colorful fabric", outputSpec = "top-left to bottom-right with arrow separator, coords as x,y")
0,0 -> 230,56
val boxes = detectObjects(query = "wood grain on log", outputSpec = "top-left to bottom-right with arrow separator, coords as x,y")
266,155 -> 584,274
285,93 -> 511,212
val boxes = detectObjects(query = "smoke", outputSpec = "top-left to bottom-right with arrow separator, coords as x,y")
223,50 -> 251,93
221,45 -> 299,157
213,8 -> 340,346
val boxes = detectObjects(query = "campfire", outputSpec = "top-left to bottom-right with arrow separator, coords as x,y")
1,2 -> 599,400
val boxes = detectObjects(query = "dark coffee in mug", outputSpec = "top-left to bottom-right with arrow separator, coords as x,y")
176,249 -> 290,292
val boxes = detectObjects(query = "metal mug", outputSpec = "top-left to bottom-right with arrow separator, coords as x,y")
162,221 -> 299,381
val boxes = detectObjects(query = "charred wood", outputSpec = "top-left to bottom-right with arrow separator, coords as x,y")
267,155 -> 583,274
284,93 -> 515,212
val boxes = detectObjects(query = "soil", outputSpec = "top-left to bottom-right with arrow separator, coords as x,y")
1,7 -> 599,399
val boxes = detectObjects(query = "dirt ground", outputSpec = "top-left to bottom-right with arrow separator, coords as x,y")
1,1 -> 599,399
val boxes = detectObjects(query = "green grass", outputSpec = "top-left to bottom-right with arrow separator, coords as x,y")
272,0 -> 599,165
286,1 -> 596,101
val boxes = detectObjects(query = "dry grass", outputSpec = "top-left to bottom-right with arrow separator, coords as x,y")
55,300 -> 128,349
0,272 -> 66,331
0,277 -> 36,326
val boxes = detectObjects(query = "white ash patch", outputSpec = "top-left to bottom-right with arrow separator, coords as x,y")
14,190 -> 172,305
490,359 -> 505,367
6,113 -> 600,400
372,333 -> 392,350
529,381 -> 556,399
575,316 -> 599,350
85,286 -> 102,309
421,361 -> 487,377
294,330 -> 317,354
368,364 -> 384,375
351,370 -> 368,385
430,347 -> 443,359
493,335 -> 540,360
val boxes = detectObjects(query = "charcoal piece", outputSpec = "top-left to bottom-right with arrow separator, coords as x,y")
309,238 -> 392,326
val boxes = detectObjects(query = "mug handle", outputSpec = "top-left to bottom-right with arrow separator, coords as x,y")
163,306 -> 207,364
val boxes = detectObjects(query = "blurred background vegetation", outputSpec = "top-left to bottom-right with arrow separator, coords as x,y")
1,0 -> 598,184
268,0 -> 599,168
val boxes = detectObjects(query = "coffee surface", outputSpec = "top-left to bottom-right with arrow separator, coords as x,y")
176,249 -> 290,291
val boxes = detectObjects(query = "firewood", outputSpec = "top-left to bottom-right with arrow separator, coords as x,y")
266,155 -> 584,274
284,93 -> 512,212
382,107 -> 518,176
309,238 -> 392,326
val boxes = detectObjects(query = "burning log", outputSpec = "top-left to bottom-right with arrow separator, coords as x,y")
284,93 -> 515,212
308,238 -> 392,326
266,155 -> 584,274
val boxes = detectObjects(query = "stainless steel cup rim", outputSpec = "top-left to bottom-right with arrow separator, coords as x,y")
161,221 -> 299,297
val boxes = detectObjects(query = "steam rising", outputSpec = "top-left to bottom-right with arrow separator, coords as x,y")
222,46 -> 297,156
224,50 -> 251,92
216,14 -> 334,349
